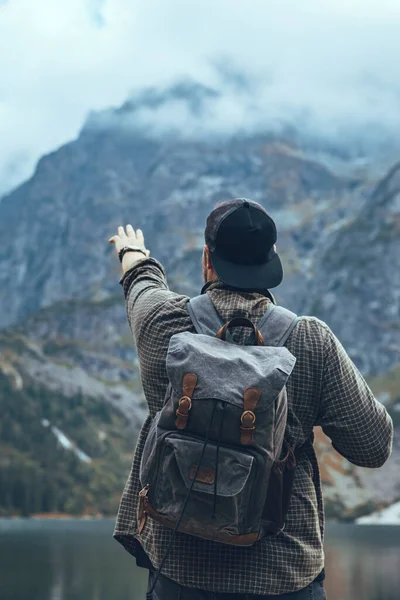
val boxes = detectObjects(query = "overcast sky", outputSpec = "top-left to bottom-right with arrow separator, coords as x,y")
1,0 -> 400,196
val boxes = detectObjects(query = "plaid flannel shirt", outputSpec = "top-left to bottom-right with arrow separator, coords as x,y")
114,257 -> 393,595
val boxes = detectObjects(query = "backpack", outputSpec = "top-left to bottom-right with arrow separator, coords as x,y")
138,294 -> 299,548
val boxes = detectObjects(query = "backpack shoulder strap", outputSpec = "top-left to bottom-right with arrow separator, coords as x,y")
186,293 -> 224,336
258,305 -> 300,347
187,294 -> 300,345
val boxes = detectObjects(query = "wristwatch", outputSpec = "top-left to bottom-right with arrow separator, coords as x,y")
118,245 -> 148,263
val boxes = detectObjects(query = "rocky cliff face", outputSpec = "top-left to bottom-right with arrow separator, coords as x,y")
301,163 -> 400,376
0,116 -> 363,330
0,86 -> 398,518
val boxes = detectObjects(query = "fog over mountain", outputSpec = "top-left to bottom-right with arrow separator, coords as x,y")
2,0 -> 400,195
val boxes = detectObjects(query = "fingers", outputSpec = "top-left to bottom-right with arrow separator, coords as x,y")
108,226 -> 146,248
136,229 -> 144,245
123,225 -> 145,246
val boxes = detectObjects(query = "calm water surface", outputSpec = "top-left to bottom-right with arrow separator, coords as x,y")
0,519 -> 399,600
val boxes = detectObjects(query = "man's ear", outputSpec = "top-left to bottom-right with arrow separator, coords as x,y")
204,245 -> 213,270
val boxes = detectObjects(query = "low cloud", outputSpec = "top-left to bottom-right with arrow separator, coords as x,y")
1,0 -> 400,196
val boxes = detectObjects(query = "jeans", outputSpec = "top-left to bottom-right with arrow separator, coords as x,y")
146,571 -> 327,600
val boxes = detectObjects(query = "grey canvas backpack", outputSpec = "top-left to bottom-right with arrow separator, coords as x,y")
138,294 -> 299,549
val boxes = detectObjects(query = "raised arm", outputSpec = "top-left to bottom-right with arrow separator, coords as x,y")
109,224 -> 192,417
109,224 -> 183,343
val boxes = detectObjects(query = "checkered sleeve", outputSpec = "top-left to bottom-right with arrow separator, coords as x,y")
316,321 -> 394,468
119,258 -> 181,336
118,258 -> 193,421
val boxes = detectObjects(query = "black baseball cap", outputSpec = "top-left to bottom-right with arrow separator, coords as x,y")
204,198 -> 283,290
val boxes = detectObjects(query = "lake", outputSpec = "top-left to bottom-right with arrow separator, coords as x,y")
0,519 -> 399,600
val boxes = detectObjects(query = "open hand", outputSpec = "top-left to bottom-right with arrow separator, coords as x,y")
108,225 -> 150,257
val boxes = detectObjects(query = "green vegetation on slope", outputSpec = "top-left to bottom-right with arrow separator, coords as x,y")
0,372 -> 135,517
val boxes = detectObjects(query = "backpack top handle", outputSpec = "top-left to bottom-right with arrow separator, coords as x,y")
216,317 -> 265,346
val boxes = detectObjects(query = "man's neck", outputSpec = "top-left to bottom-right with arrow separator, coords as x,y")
201,278 -> 276,304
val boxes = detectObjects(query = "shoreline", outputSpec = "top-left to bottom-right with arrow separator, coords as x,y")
0,513 -> 110,520
0,516 -> 399,527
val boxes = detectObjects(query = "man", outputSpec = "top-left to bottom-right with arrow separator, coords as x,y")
109,198 -> 393,600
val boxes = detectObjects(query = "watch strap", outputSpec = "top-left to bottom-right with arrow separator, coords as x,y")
118,246 -> 147,263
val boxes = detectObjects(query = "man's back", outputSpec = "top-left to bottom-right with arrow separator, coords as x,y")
114,260 -> 393,596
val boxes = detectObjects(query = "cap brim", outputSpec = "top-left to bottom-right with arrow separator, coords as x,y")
210,251 -> 283,290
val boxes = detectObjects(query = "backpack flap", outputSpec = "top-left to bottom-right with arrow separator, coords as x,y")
163,331 -> 296,453
167,331 -> 296,410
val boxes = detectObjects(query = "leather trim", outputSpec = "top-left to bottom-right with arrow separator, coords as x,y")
240,387 -> 261,444
175,373 -> 197,430
145,503 -> 260,546
189,465 -> 215,484
182,373 -> 197,397
216,317 -> 264,346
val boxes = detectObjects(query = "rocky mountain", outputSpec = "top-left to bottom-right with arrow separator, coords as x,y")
0,83 -> 398,518
302,162 -> 400,376
0,104 -> 367,330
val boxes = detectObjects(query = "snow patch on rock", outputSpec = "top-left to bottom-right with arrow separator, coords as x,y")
42,419 -> 92,463
356,501 -> 400,525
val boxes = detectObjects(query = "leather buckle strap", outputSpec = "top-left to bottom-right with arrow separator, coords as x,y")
241,410 -> 256,426
138,484 -> 150,534
175,373 -> 197,430
240,388 -> 261,444
175,396 -> 192,427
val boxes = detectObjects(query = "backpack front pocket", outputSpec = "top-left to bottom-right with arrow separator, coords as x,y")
152,435 -> 260,542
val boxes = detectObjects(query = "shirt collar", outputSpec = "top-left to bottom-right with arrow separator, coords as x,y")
200,278 -> 276,304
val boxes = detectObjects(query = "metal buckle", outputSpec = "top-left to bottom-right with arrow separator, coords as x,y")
240,410 -> 256,426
